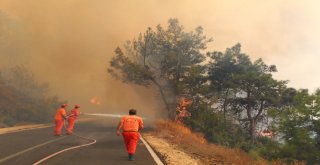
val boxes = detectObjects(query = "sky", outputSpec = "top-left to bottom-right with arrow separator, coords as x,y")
0,0 -> 319,117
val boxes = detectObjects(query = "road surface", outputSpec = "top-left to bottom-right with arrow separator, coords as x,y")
0,116 -> 158,165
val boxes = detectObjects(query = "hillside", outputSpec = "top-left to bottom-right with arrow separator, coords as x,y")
143,120 -> 306,165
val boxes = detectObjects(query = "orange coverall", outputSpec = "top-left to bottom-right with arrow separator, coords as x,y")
67,108 -> 80,134
54,108 -> 66,136
119,115 -> 144,154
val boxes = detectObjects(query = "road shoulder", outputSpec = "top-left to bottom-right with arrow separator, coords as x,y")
142,132 -> 203,165
0,124 -> 51,134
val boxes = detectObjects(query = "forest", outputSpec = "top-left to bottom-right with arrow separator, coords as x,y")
108,19 -> 320,164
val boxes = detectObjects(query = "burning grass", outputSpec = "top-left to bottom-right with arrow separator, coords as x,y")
150,120 -> 306,165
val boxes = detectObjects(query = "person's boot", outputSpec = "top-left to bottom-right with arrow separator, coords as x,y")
128,154 -> 134,161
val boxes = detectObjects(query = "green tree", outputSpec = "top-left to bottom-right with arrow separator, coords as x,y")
108,19 -> 212,117
270,89 -> 320,164
207,44 -> 287,142
207,44 -> 243,124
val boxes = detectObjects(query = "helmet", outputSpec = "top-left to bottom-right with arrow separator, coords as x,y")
75,104 -> 80,108
61,104 -> 68,108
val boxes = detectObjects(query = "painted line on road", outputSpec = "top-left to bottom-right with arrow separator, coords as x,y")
0,136 -> 67,164
140,135 -> 164,165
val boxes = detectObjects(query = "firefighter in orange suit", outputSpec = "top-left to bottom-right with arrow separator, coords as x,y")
67,104 -> 81,134
116,109 -> 144,161
54,104 -> 67,136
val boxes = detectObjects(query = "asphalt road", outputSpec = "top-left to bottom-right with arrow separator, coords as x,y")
0,116 -> 157,165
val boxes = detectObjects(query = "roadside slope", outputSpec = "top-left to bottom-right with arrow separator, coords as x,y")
142,120 -> 269,165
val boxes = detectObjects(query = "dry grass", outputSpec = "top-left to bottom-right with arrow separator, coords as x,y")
152,120 -> 306,165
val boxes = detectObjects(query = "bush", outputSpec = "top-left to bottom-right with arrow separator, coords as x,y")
0,66 -> 63,126
186,105 -> 248,148
3,116 -> 16,126
259,137 -> 280,159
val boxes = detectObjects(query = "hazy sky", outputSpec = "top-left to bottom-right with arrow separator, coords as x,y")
0,0 -> 319,117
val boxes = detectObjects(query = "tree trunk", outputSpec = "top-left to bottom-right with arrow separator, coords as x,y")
151,78 -> 171,118
246,89 -> 256,143
246,106 -> 256,143
254,100 -> 264,121
249,118 -> 256,143
176,50 -> 182,82
222,89 -> 230,126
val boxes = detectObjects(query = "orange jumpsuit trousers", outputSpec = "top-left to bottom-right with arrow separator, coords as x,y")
67,118 -> 75,134
54,119 -> 64,136
122,132 -> 140,154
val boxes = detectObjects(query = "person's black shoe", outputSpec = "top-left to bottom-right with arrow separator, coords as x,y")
128,154 -> 134,161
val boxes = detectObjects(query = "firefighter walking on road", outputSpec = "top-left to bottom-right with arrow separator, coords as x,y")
67,104 -> 81,135
116,109 -> 144,161
54,104 -> 68,136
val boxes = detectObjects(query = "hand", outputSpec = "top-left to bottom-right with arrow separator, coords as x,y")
116,130 -> 121,136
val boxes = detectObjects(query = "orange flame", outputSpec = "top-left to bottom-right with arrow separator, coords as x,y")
90,96 -> 101,105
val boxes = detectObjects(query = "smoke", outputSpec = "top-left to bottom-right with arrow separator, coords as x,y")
0,0 -> 320,119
